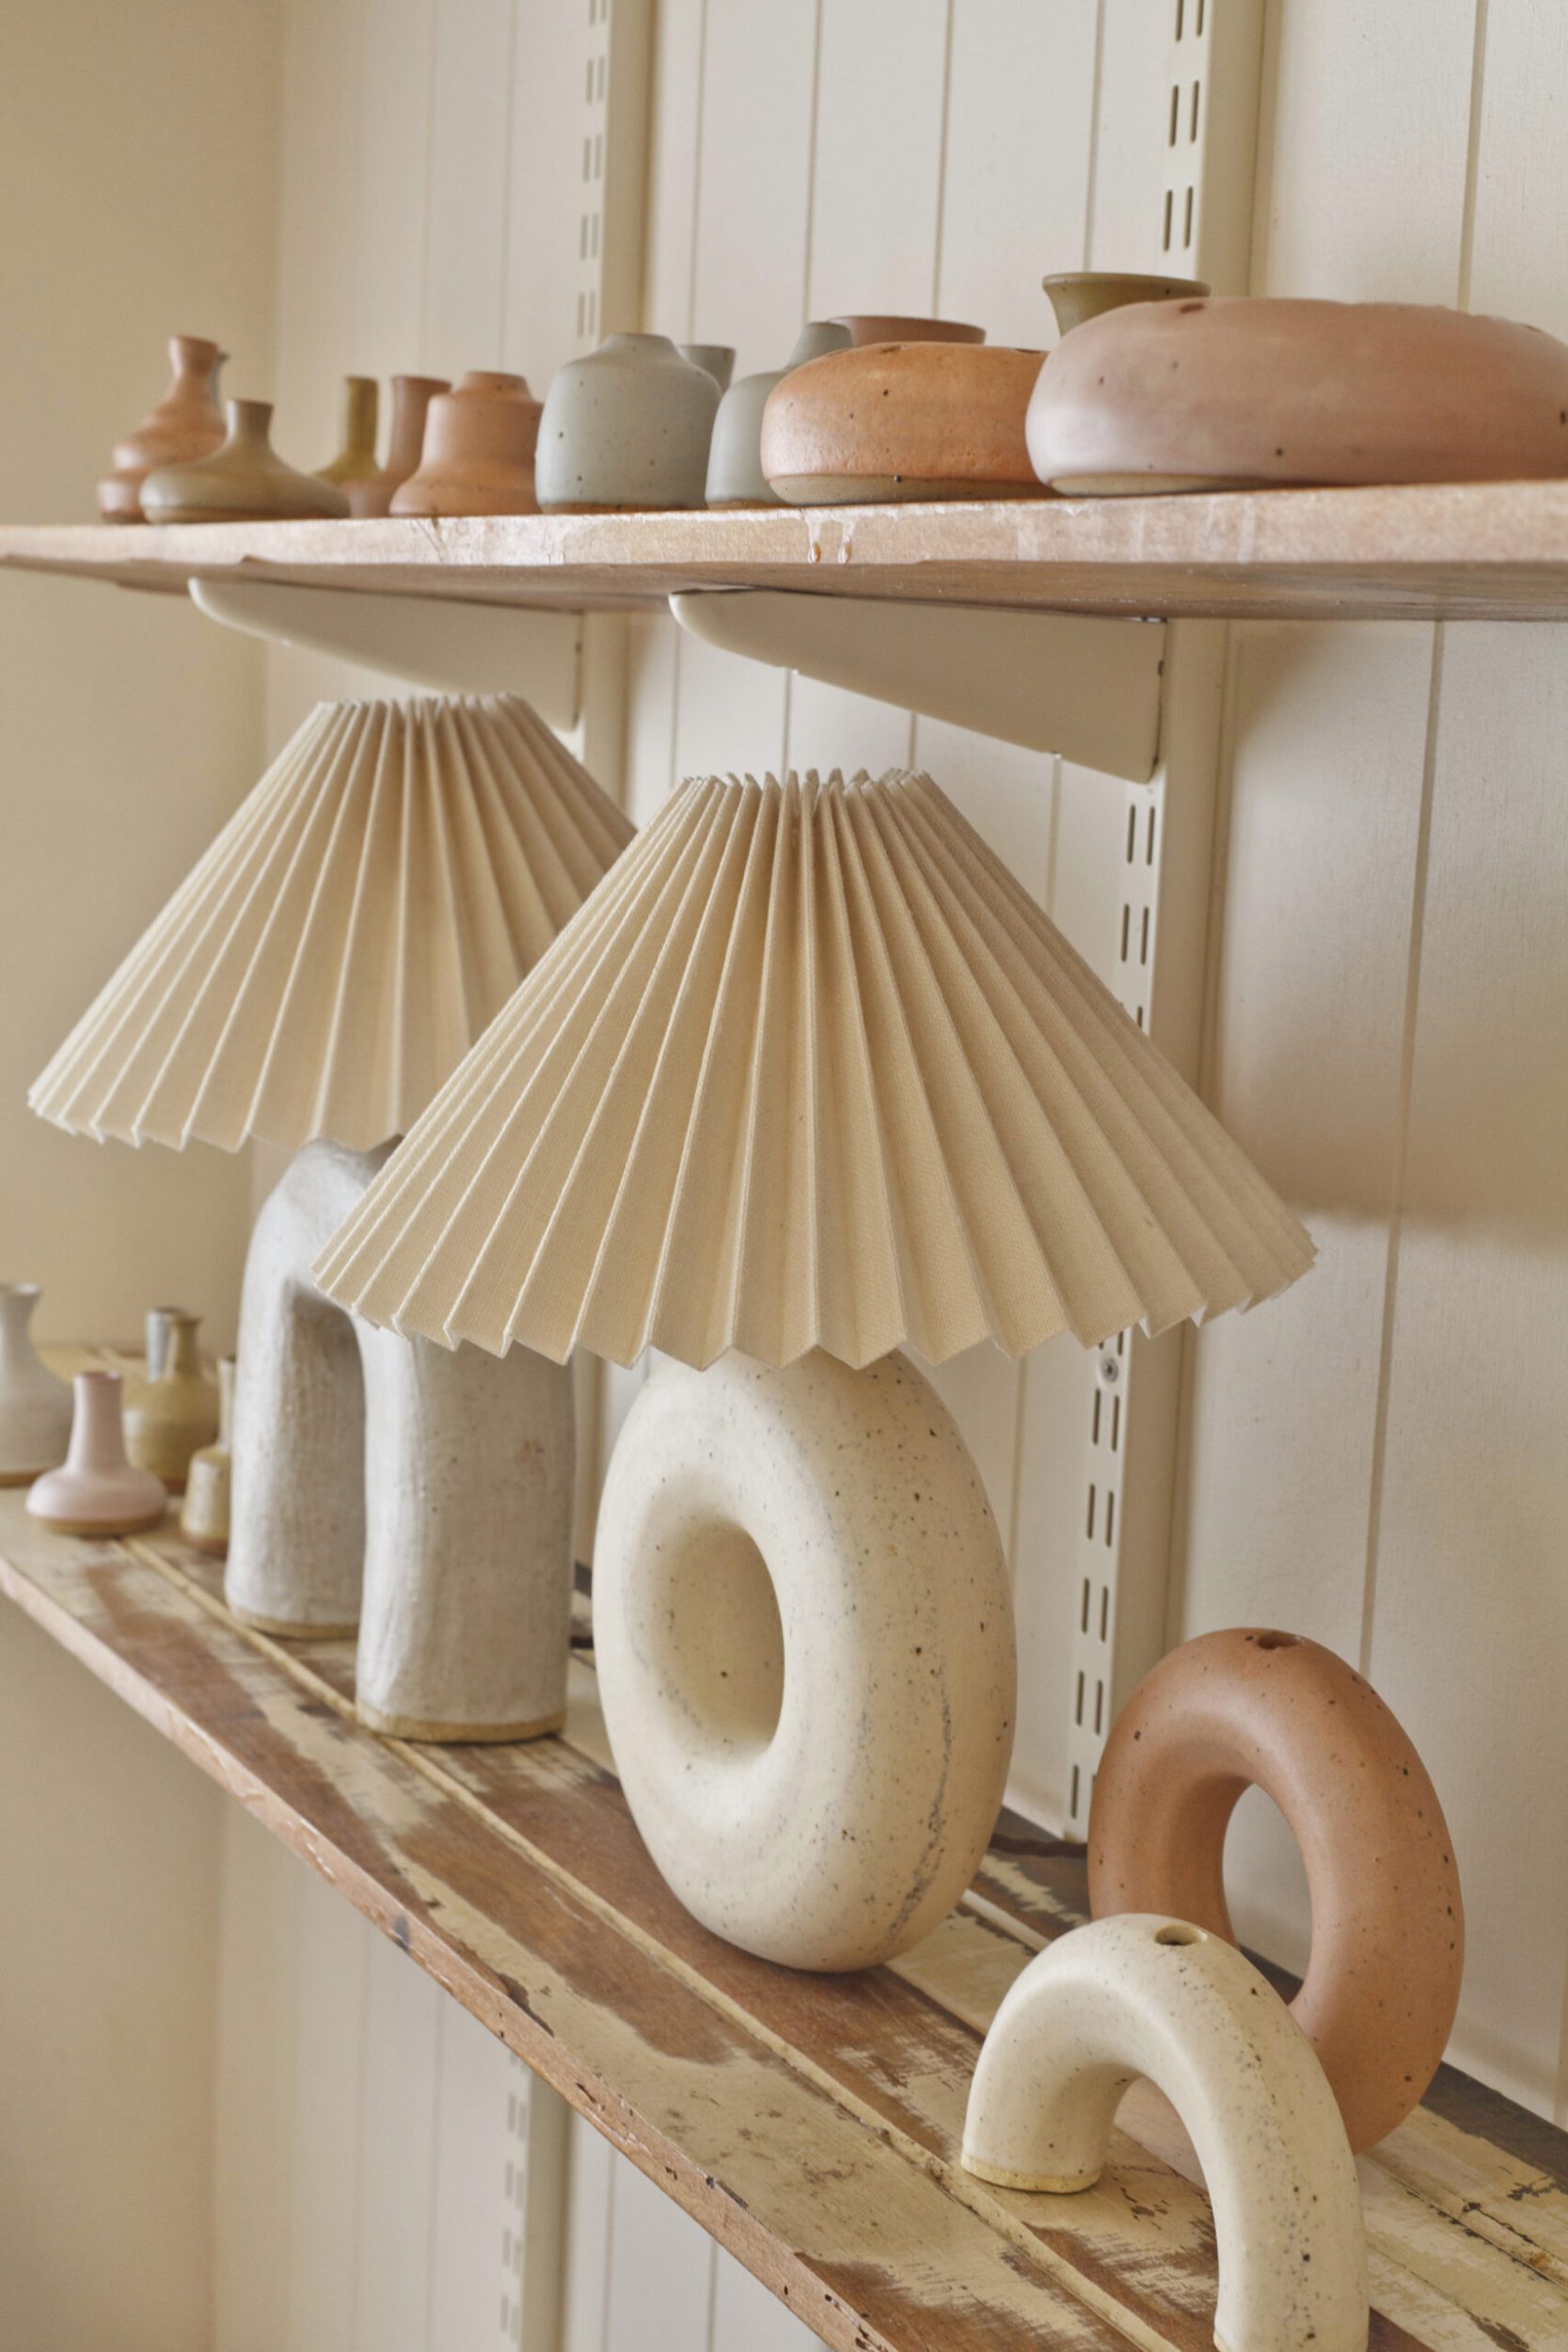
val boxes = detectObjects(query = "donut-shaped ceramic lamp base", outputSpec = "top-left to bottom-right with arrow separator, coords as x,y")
594,1350 -> 1016,1970
1088,1629 -> 1464,2151
962,1915 -> 1369,2352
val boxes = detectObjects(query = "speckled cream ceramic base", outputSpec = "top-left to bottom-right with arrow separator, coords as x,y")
230,1603 -> 361,1640
356,1704 -> 567,1743
594,1348 -> 1016,1972
962,1915 -> 1369,2352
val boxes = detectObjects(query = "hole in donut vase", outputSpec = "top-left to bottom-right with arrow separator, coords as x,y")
594,1349 -> 1017,1972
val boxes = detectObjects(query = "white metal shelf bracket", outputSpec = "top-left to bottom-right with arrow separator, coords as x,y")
671,589 -> 1165,782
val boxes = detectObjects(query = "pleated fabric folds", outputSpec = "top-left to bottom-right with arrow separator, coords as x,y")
30,695 -> 633,1153
313,769 -> 1314,1371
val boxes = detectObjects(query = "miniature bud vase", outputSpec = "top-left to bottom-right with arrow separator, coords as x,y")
124,1308 -> 219,1494
535,334 -> 721,512
180,1355 -> 234,1556
1040,271 -> 1209,339
0,1283 -> 71,1485
98,334 -> 227,522
141,399 -> 352,523
317,374 -> 381,506
390,372 -> 542,516
27,1371 -> 166,1537
705,321 -> 853,508
354,373 -> 450,517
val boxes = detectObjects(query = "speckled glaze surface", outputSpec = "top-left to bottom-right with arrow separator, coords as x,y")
832,314 -> 984,346
0,1283 -> 71,1484
962,1914 -> 1369,2352
97,334 -> 227,521
594,1348 -> 1016,1971
1040,271 -> 1209,337
1027,294 -> 1568,493
180,1355 -> 233,1555
535,333 -> 721,512
142,399 -> 351,522
761,342 -> 1049,504
123,1307 -> 219,1493
390,371 -> 541,517
1089,1628 -> 1464,2151
353,374 -> 450,517
705,321 -> 852,507
27,1370 -> 166,1536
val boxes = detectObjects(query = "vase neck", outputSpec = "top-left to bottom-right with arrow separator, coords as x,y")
222,398 -> 274,453
0,1285 -> 41,1371
68,1372 -> 130,1473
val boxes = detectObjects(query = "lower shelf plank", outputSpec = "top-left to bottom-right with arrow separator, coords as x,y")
1,1495 -> 1564,2352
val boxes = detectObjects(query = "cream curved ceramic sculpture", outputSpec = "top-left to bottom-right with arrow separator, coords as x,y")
31,694 -> 632,1154
962,1915 -> 1369,2352
1089,1628 -> 1465,2150
761,342 -> 1048,503
0,1283 -> 71,1485
314,768 -> 1314,1372
594,1348 -> 1015,1969
1027,295 -> 1568,493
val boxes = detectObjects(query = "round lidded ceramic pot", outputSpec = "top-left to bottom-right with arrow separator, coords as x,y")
1040,271 -> 1209,339
832,314 -> 985,346
27,1370 -> 166,1537
142,399 -> 352,522
0,1282 -> 71,1484
705,321 -> 853,507
761,341 -> 1048,503
390,371 -> 542,516
535,334 -> 722,512
98,334 -> 228,522
1027,294 -> 1568,494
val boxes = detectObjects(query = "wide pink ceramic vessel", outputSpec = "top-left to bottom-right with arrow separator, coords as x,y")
27,1369 -> 166,1536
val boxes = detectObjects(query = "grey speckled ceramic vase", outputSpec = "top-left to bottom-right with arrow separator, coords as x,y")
705,321 -> 853,508
536,334 -> 721,512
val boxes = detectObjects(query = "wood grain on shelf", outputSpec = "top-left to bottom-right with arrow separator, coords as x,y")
1,1497 -> 1564,2352
8,480 -> 1568,621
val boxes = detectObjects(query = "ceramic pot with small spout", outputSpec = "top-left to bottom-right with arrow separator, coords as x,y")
27,1370 -> 166,1536
0,1283 -> 71,1484
535,335 -> 720,512
390,372 -> 542,516
124,1308 -> 219,1493
317,375 -> 381,504
354,373 -> 450,517
98,335 -> 228,522
181,1355 -> 234,1556
142,399 -> 351,522
705,321 -> 852,507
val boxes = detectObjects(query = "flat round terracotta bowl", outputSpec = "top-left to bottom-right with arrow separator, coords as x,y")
1027,294 -> 1568,494
832,314 -> 984,347
761,342 -> 1048,504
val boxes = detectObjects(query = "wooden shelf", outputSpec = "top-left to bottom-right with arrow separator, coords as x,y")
3,1492 -> 1564,2352
7,479 -> 1568,622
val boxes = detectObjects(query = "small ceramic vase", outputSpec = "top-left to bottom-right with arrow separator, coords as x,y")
1027,294 -> 1568,494
27,1371 -> 166,1537
0,1283 -> 71,1484
761,341 -> 1048,503
316,374 -> 381,504
1041,271 -> 1209,338
678,342 -> 736,391
390,372 -> 542,517
141,399 -> 352,522
832,314 -> 985,346
705,321 -> 852,507
180,1355 -> 233,1556
535,334 -> 721,512
123,1308 -> 219,1494
97,334 -> 227,522
353,373 -> 450,517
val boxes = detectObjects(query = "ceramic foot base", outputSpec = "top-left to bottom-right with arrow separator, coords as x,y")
356,1702 -> 567,1744
230,1602 -> 360,1640
30,1505 -> 167,1537
771,471 -> 1054,502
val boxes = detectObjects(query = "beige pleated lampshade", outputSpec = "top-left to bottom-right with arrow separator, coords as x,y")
30,695 -> 633,1154
313,769 -> 1314,1371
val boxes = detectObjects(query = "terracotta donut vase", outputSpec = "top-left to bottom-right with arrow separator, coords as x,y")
761,342 -> 1048,504
1088,1628 -> 1464,2150
1028,294 -> 1568,494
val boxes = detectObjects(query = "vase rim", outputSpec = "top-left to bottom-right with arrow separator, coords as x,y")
0,1280 -> 40,1300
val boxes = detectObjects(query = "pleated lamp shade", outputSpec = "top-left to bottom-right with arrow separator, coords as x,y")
314,769 -> 1314,1372
30,696 -> 633,1154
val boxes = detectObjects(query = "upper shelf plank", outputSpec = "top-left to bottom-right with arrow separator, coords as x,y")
8,480 -> 1568,621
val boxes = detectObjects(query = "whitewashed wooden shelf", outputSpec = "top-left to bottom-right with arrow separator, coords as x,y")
2,1488 -> 1565,2352
7,480 -> 1568,621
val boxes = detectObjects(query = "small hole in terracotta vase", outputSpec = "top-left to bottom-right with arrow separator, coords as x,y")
1154,1924 -> 1201,1947
1255,1630 -> 1299,1650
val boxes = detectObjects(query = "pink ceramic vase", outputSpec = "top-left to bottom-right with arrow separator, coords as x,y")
26,1370 -> 166,1537
390,372 -> 542,516
98,334 -> 228,522
352,373 -> 451,517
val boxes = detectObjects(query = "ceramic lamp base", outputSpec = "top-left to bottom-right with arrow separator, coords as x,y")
28,1504 -> 166,1537
355,1702 -> 567,1743
230,1602 -> 361,1640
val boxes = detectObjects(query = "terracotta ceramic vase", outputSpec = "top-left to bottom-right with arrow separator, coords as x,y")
26,1370 -> 166,1537
1088,1626 -> 1465,2150
316,374 -> 381,502
0,1283 -> 71,1485
353,373 -> 450,517
123,1307 -> 219,1494
141,399 -> 352,522
1027,294 -> 1568,494
832,314 -> 984,346
761,342 -> 1048,503
180,1355 -> 233,1556
390,372 -> 542,517
97,334 -> 227,522
963,1915 -> 1369,2352
1041,271 -> 1209,338
679,342 -> 736,391
705,321 -> 853,507
535,334 -> 721,512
